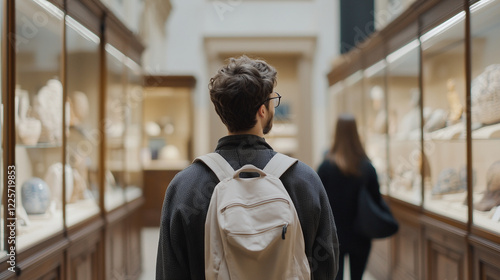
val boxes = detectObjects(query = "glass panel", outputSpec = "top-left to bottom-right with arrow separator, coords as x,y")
421,12 -> 467,222
344,71 -> 366,141
65,16 -> 101,226
124,58 -> 143,202
105,44 -> 126,211
328,82 -> 345,133
15,0 -> 64,250
0,0 -> 5,258
326,82 -> 345,162
387,39 -> 422,204
374,0 -> 417,30
470,0 -> 500,233
364,61 -> 389,194
142,86 -> 192,170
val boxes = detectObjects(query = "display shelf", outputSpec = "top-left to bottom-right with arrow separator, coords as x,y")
474,206 -> 500,233
125,186 -> 143,202
424,191 -> 468,223
66,199 -> 100,227
15,143 -> 63,148
17,211 -> 64,252
472,123 -> 500,139
105,188 -> 126,211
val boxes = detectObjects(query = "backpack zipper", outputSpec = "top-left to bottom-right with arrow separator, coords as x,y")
282,223 -> 288,239
227,222 -> 290,238
220,198 -> 290,213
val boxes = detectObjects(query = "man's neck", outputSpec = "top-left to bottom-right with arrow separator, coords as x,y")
228,127 -> 264,137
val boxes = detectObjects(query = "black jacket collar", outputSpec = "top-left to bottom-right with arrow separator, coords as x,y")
215,134 -> 272,151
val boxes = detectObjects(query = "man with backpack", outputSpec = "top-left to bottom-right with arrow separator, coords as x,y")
156,55 -> 339,280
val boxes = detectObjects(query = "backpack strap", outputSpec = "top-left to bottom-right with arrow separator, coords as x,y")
263,153 -> 298,178
194,153 -> 234,182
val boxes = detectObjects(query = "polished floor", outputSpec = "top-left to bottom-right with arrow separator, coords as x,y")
140,227 -> 378,280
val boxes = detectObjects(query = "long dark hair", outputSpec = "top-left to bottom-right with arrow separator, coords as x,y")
328,113 -> 369,176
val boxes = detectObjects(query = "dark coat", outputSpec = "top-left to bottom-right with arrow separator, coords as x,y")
156,134 -> 339,280
317,159 -> 382,252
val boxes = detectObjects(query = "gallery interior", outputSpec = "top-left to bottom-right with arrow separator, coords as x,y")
1,0 -> 500,279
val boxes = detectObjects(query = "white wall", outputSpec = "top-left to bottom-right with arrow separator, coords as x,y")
143,0 -> 340,168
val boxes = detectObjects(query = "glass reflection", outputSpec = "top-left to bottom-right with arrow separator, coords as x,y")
421,13 -> 468,222
470,0 -> 500,233
65,16 -> 101,226
364,61 -> 389,194
105,44 -> 126,211
15,0 -> 64,251
387,40 -> 422,205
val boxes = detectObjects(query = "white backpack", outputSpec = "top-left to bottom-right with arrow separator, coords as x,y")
195,153 -> 311,280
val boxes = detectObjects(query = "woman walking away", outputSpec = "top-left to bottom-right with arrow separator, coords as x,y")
317,113 -> 383,280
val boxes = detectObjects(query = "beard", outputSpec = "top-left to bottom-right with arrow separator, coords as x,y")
263,111 -> 274,135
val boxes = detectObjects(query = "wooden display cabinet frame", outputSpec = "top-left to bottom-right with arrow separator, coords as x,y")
328,0 -> 500,279
1,0 -> 146,279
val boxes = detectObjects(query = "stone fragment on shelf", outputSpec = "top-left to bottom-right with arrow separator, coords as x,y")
33,79 -> 63,143
424,109 -> 447,132
475,189 -> 500,212
44,163 -> 74,208
17,118 -> 42,145
471,64 -> 500,125
432,167 -> 463,196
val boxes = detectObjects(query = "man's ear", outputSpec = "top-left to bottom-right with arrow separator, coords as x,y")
256,104 -> 267,118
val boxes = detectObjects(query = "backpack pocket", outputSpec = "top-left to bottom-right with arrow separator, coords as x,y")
220,197 -> 292,235
225,223 -> 295,279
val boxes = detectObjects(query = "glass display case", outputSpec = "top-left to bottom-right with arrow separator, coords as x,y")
470,0 -> 500,233
65,15 -> 101,226
328,1 -> 500,278
421,12 -> 468,222
124,58 -> 143,201
386,39 -> 422,204
15,0 -> 64,250
264,57 -> 299,157
104,43 -> 126,211
363,61 -> 389,194
142,85 -> 192,169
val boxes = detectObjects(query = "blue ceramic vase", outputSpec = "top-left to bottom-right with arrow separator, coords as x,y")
21,177 -> 51,215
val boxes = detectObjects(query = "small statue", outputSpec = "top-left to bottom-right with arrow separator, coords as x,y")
446,78 -> 463,126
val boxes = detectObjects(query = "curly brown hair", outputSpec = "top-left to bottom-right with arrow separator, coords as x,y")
209,55 -> 277,133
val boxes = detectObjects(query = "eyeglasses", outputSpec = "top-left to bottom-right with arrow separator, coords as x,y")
262,92 -> 281,108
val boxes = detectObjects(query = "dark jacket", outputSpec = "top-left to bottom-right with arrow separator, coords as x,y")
317,159 -> 382,252
156,134 -> 339,279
